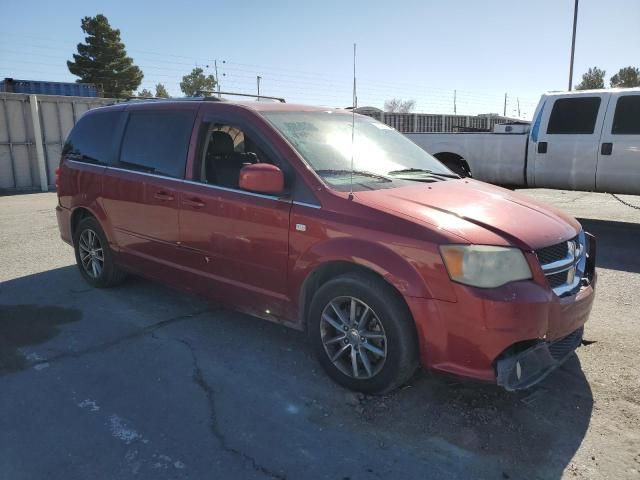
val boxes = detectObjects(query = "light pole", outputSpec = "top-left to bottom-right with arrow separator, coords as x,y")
568,0 -> 579,91
257,75 -> 262,99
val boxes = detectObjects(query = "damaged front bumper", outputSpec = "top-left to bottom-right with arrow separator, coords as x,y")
496,327 -> 584,391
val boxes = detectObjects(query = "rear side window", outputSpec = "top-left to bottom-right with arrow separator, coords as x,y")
547,97 -> 601,134
63,111 -> 123,164
119,111 -> 195,178
612,96 -> 640,134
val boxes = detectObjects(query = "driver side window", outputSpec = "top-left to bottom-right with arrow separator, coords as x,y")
197,123 -> 272,189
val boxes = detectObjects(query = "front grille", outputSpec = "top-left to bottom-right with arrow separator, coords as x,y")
536,238 -> 573,265
535,233 -> 585,297
548,327 -> 583,361
547,270 -> 569,288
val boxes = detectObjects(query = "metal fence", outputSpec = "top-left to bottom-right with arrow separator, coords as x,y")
359,111 -> 514,133
0,92 -> 114,192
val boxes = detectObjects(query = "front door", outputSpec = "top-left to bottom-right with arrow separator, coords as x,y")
533,93 -> 609,191
178,119 -> 292,319
596,91 -> 640,195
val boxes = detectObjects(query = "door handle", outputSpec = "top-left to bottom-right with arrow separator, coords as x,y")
601,142 -> 613,155
183,197 -> 205,208
154,191 -> 174,201
537,141 -> 548,154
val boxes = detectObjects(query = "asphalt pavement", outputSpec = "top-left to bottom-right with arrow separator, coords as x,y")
1,190 -> 639,480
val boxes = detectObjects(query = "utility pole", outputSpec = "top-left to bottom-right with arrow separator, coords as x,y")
568,0 -> 579,91
503,93 -> 507,117
214,60 -> 220,97
517,97 -> 521,117
257,75 -> 262,99
453,90 -> 457,115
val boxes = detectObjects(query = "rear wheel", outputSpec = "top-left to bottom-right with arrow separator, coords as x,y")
434,152 -> 472,178
73,217 -> 126,288
308,273 -> 418,394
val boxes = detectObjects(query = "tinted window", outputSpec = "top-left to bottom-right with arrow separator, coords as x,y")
612,96 -> 640,134
63,111 -> 122,164
547,97 -> 601,134
119,111 -> 194,178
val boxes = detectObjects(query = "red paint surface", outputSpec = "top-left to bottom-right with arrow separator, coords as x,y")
56,100 -> 596,383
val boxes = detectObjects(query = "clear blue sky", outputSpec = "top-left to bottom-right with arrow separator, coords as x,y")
2,0 -> 639,118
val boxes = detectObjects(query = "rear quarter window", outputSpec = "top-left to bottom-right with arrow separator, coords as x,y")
63,110 -> 123,164
547,97 -> 601,134
612,95 -> 640,134
119,110 -> 195,178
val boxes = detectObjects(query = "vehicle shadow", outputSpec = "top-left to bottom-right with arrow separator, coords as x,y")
578,217 -> 640,274
348,356 -> 593,479
0,266 -> 593,480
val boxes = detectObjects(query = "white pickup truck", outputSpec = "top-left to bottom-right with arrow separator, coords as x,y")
406,88 -> 640,195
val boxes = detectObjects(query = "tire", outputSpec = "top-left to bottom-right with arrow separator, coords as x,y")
73,217 -> 126,288
308,272 -> 418,394
443,160 -> 471,178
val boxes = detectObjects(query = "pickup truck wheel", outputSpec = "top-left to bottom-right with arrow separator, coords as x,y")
73,217 -> 126,288
308,273 -> 418,394
443,160 -> 471,178
434,153 -> 472,178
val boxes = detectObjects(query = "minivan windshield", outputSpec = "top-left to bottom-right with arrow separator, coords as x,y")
262,111 -> 454,191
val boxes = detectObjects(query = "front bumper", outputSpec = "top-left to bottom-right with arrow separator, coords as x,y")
495,327 -> 583,391
405,235 -> 596,389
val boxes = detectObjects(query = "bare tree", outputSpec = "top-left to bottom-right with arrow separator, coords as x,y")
384,98 -> 416,113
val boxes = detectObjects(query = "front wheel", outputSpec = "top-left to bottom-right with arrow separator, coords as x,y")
73,217 -> 126,288
308,273 -> 418,394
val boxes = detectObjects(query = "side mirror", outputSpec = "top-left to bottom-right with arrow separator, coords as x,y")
239,163 -> 284,195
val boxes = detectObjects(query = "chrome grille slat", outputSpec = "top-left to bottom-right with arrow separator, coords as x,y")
535,233 -> 586,297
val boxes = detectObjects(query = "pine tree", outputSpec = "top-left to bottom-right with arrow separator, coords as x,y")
137,88 -> 153,98
155,83 -> 170,98
610,67 -> 640,88
180,68 -> 216,96
575,67 -> 605,90
67,14 -> 143,98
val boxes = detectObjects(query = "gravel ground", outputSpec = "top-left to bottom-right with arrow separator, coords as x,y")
0,189 -> 639,480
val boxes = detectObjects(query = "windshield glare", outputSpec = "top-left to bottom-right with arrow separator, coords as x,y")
262,111 -> 452,190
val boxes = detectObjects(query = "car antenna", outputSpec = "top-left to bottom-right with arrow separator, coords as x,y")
349,43 -> 357,201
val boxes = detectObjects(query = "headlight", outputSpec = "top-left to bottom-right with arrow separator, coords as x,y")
439,245 -> 532,288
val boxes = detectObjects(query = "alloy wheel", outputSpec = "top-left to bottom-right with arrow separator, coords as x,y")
78,228 -> 104,279
320,296 -> 387,379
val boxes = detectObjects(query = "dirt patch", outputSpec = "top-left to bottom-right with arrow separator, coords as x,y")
0,305 -> 81,374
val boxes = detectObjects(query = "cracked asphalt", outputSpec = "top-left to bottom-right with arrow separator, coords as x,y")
1,190 -> 639,479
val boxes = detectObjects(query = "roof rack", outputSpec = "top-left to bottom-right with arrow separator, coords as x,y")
197,90 -> 286,103
123,96 -> 165,101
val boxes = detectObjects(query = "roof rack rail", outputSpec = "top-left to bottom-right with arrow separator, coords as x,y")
197,90 -> 285,103
122,96 -> 166,102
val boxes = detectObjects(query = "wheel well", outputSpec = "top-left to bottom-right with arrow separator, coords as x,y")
70,207 -> 94,237
433,152 -> 471,176
299,261 -> 411,329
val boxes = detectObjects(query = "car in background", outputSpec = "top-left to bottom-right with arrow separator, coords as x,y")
407,88 -> 640,194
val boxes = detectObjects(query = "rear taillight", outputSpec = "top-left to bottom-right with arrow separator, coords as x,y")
55,167 -> 60,190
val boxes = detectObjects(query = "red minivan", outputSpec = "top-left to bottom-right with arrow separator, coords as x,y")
56,98 -> 596,393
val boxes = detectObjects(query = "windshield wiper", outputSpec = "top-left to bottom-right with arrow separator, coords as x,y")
316,169 -> 391,182
387,168 -> 459,178
388,168 -> 432,175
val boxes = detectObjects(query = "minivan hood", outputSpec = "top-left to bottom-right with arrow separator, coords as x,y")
354,179 -> 580,249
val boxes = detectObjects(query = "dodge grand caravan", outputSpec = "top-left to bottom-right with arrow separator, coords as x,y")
55,97 -> 596,393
